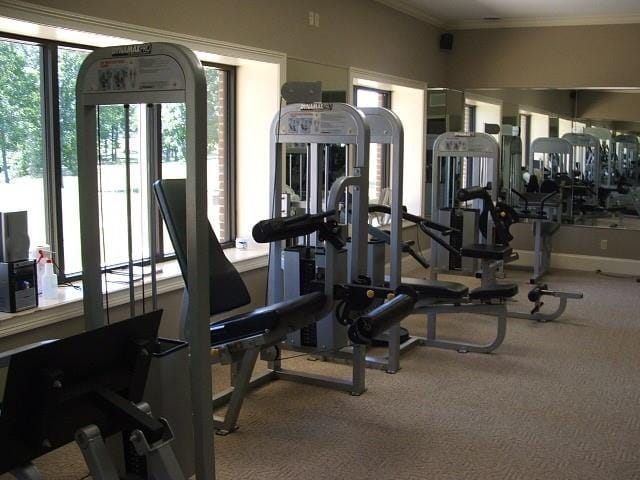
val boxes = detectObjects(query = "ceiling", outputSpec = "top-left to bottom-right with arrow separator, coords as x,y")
374,0 -> 640,29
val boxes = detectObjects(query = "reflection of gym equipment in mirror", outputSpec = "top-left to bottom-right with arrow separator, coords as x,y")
427,132 -> 581,330
519,137 -> 569,281
562,132 -> 603,223
613,134 -> 639,186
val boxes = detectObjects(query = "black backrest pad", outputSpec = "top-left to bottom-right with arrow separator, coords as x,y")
153,179 -> 251,315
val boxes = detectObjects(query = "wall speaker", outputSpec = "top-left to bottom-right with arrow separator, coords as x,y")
0,211 -> 30,262
440,33 -> 453,51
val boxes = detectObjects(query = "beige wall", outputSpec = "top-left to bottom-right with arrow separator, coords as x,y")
26,0 -> 448,86
511,224 -> 640,261
447,24 -> 640,89
467,89 -> 576,119
287,59 -> 349,92
577,91 -> 640,124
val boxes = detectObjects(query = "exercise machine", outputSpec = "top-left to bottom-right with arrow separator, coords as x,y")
419,132 -> 519,351
0,311 -> 187,480
154,178 -> 330,435
430,131 -> 501,277
428,132 -> 582,325
76,42 -> 212,477
256,102 -> 424,373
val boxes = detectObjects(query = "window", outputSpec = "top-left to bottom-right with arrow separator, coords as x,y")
464,104 -> 476,133
519,113 -> 531,167
0,38 -> 45,262
0,32 -> 236,281
354,86 -> 391,203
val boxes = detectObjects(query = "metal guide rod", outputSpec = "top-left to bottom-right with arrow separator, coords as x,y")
124,104 -> 135,317
76,43 -> 213,479
146,104 -> 161,311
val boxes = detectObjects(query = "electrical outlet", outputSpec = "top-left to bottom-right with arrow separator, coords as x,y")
600,239 -> 608,250
308,11 -> 315,26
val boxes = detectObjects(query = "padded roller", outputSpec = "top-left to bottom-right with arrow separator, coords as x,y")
348,292 -> 417,345
210,292 -> 326,347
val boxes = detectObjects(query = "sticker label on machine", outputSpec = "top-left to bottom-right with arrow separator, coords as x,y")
442,137 -> 493,154
85,55 -> 185,93
284,112 -> 355,135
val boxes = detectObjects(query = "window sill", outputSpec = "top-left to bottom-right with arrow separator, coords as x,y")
0,246 -> 269,339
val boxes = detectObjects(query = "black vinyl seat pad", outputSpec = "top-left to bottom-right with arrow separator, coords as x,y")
391,277 -> 517,302
389,276 -> 469,299
461,243 -> 513,260
469,284 -> 518,301
210,291 -> 326,347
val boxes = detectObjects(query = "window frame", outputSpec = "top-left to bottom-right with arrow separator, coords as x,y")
353,85 -> 392,195
464,104 -> 476,133
519,113 -> 532,168
0,31 -> 237,283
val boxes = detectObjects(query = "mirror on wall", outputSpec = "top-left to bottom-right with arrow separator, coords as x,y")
427,87 -> 640,231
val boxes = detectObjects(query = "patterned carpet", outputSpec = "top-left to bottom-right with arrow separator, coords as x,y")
4,268 -> 640,479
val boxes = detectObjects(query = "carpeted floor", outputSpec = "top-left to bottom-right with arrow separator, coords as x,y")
5,268 -> 640,479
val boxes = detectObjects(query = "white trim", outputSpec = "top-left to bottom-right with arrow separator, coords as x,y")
349,67 -> 427,96
512,250 -> 640,276
349,67 -> 428,216
464,92 -> 503,107
450,14 -> 640,30
372,0 -> 446,28
0,0 -> 286,66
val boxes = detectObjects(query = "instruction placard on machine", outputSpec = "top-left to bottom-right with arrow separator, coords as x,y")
86,55 -> 186,93
285,112 -> 354,135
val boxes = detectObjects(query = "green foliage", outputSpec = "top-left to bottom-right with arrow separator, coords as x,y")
0,41 -> 226,181
58,47 -> 88,175
161,66 -> 224,162
0,41 -> 43,182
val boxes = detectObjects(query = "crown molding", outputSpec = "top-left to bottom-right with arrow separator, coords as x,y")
449,14 -> 640,30
372,0 -> 447,28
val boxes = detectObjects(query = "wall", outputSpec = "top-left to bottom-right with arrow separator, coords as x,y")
287,59 -> 349,92
467,89 -> 575,119
447,24 -> 640,89
23,0 -> 448,86
577,91 -> 640,124
510,223 -> 640,261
